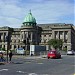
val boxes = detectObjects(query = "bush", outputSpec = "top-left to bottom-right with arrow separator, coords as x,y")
0,48 -> 6,51
63,47 -> 67,52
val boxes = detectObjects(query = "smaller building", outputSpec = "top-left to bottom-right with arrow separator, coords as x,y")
30,45 -> 46,55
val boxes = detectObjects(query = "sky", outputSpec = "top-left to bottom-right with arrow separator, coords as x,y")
0,0 -> 74,28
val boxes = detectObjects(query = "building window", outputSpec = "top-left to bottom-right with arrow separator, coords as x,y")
0,34 -> 1,41
14,45 -> 16,48
0,45 -> 2,48
65,31 -> 68,39
14,40 -> 16,43
22,34 -> 23,39
64,39 -> 67,43
28,32 -> 31,39
59,31 -> 63,39
33,34 -> 35,39
49,34 -> 51,37
10,45 -> 11,49
44,40 -> 46,43
44,35 -> 46,37
14,35 -> 15,37
28,23 -> 30,25
4,45 -> 5,48
55,31 -> 58,39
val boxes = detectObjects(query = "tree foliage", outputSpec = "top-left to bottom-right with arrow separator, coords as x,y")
0,47 -> 6,51
48,39 -> 63,49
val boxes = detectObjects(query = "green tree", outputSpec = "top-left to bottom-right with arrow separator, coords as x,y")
1,47 -> 6,51
48,39 -> 63,50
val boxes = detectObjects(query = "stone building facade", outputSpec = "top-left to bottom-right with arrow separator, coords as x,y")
0,11 -> 75,51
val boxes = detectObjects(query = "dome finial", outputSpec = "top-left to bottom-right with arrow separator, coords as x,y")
23,10 -> 36,24
29,9 -> 31,14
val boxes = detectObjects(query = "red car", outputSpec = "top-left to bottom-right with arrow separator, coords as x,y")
47,50 -> 61,59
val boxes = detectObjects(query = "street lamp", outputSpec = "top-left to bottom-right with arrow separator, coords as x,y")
6,35 -> 9,63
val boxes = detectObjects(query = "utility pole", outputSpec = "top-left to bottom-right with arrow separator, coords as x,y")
6,35 -> 9,63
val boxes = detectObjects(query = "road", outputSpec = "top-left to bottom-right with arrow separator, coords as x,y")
0,55 -> 75,75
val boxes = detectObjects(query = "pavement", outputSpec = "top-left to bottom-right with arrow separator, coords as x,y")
13,55 -> 47,59
2,54 -> 68,60
12,54 -> 67,59
0,54 -> 68,64
0,55 -> 47,64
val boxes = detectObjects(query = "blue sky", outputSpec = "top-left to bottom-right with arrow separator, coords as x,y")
0,0 -> 74,28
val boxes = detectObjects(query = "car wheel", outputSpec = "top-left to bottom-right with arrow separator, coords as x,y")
48,57 -> 50,59
59,56 -> 61,59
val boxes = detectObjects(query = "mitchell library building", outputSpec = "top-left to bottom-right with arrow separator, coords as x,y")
0,11 -> 75,51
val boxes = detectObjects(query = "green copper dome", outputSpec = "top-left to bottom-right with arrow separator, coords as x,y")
23,10 -> 36,23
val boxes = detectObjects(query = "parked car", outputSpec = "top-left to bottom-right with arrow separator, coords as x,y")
47,50 -> 61,59
0,52 -> 6,62
0,51 -> 5,53
67,50 -> 74,55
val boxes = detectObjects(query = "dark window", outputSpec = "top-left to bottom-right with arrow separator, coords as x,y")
44,35 -> 46,37
44,40 -> 46,43
14,45 -> 16,48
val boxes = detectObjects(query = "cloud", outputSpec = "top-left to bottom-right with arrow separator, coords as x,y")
30,0 -> 74,24
1,5 -> 22,17
0,0 -> 25,27
0,0 -> 24,18
0,0 -> 74,27
0,16 -> 22,28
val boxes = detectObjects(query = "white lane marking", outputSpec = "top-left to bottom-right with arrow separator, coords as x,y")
28,73 -> 37,75
0,69 -> 8,71
25,62 -> 31,63
37,63 -> 43,64
16,71 -> 27,74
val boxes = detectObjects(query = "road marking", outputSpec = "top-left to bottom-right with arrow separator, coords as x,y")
16,71 -> 26,73
0,69 -> 8,71
28,73 -> 37,75
25,62 -> 31,63
37,63 -> 43,64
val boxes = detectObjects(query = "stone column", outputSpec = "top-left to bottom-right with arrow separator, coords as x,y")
1,33 -> 4,41
31,32 -> 33,42
35,31 -> 37,44
12,45 -> 14,50
23,32 -> 25,40
16,45 -> 18,49
3,33 -> 5,41
67,30 -> 71,43
58,31 -> 59,39
67,30 -> 71,50
20,32 -> 22,41
2,45 -> 4,48
52,31 -> 55,39
63,31 -> 65,42
5,45 -> 7,50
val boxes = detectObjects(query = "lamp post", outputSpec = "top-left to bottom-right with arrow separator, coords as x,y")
6,36 -> 9,63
